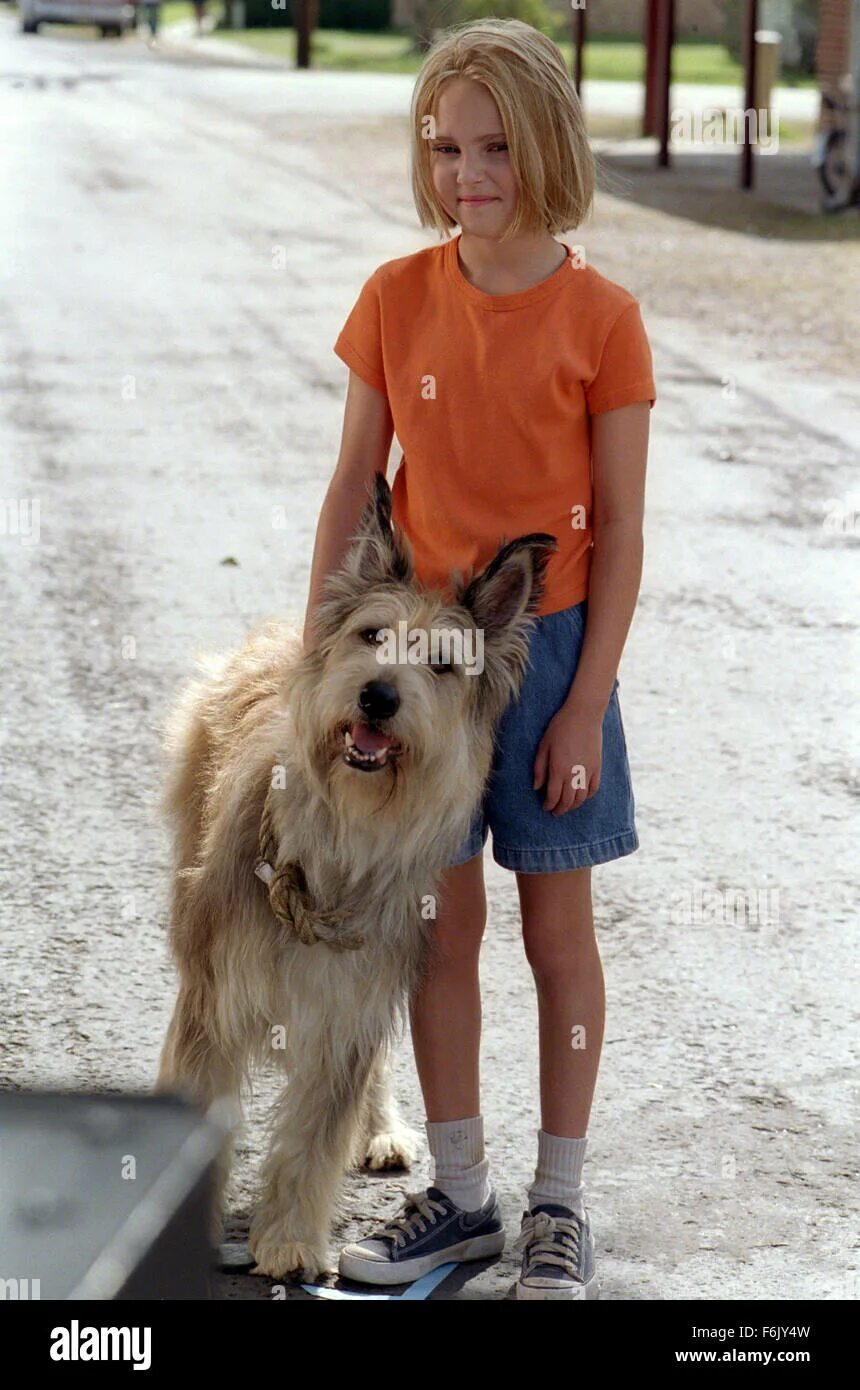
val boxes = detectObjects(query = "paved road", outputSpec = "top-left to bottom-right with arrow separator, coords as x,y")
0,15 -> 856,1301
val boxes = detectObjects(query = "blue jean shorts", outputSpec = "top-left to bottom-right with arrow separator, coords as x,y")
448,599 -> 638,873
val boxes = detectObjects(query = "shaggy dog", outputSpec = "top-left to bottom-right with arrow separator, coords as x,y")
156,472 -> 556,1280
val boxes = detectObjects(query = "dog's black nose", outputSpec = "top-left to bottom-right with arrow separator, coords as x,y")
358,681 -> 400,721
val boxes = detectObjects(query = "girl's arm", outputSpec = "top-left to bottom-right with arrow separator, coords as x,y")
564,400 -> 650,718
533,399 -> 650,814
303,371 -> 394,653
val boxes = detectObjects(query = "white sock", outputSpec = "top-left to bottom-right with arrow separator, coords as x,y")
426,1114 -> 492,1212
526,1129 -> 587,1219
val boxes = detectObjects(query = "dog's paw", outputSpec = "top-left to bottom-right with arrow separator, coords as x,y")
361,1124 -> 421,1171
248,1230 -> 335,1282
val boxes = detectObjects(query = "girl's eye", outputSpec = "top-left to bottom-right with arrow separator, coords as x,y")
431,143 -> 508,154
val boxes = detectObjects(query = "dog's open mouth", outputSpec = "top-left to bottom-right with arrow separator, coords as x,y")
341,721 -> 403,773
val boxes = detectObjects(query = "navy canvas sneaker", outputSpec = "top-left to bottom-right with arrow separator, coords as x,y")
339,1185 -> 505,1286
513,1201 -> 599,1300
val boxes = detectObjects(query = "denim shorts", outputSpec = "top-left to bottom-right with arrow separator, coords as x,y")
448,600 -> 638,873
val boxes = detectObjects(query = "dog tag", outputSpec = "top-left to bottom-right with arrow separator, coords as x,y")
255,862 -> 275,885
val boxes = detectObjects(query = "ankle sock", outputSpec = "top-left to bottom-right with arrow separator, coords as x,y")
425,1114 -> 492,1212
526,1129 -> 587,1219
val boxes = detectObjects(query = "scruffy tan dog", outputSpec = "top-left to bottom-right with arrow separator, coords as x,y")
156,472 -> 556,1280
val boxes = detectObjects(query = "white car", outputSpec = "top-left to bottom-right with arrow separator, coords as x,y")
19,0 -> 137,37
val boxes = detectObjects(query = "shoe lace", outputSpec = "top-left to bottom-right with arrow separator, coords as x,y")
371,1190 -> 449,1250
512,1210 -> 584,1275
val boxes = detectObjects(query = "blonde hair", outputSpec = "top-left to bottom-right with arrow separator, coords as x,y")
410,17 -> 595,241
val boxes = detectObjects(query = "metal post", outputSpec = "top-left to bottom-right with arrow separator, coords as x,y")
741,0 -> 759,189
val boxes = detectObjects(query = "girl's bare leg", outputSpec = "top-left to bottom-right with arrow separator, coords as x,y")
409,852 -> 487,1120
517,866 -> 605,1136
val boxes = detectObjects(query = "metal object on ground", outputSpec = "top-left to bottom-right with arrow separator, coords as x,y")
0,1091 -> 229,1300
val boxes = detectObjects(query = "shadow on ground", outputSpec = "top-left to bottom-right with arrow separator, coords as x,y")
594,143 -> 860,240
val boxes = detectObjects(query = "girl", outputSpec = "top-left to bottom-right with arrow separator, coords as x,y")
303,18 -> 655,1300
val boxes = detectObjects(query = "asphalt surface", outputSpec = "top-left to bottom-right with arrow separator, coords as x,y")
0,14 -> 857,1302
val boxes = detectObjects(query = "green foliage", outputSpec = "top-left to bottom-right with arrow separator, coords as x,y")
238,0 -> 391,31
318,0 -> 391,28
453,0 -> 554,31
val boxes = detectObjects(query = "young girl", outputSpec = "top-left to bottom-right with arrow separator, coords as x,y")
303,18 -> 655,1300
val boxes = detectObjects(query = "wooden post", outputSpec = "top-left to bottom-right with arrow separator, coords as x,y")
741,0 -> 759,189
572,1 -> 586,97
296,0 -> 318,70
656,0 -> 675,168
643,0 -> 660,136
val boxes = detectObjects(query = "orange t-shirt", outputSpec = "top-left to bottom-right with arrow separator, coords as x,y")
333,233 -> 656,616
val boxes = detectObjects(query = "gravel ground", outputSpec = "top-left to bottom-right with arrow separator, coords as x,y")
0,16 -> 857,1302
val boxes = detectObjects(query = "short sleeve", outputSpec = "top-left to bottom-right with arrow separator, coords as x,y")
585,301 -> 656,415
333,269 -> 387,394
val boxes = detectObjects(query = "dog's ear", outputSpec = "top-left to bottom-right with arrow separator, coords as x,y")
455,532 -> 558,718
340,471 -> 413,588
458,532 -> 558,635
308,473 -> 414,653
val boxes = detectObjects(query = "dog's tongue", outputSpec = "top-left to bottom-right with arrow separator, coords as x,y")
351,722 -> 393,754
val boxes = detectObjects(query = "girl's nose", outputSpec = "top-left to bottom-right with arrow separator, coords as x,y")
456,152 -> 486,184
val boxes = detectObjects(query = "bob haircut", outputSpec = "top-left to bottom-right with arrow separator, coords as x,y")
410,17 -> 595,242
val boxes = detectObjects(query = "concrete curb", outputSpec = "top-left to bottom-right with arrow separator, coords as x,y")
157,19 -> 294,68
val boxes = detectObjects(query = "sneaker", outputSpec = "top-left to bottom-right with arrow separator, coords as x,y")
339,1185 -> 505,1286
513,1201 -> 599,1300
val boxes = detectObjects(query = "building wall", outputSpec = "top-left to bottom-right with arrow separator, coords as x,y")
816,0 -> 851,90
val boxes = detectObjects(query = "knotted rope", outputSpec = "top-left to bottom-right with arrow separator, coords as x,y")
254,775 -> 365,952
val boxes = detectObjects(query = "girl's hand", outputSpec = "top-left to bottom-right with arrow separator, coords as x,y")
533,706 -> 603,815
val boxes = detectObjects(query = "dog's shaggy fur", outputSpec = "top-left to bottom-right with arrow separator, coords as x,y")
155,473 -> 556,1280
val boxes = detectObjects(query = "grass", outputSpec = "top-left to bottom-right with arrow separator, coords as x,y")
208,27 -> 816,88
160,3 -> 195,23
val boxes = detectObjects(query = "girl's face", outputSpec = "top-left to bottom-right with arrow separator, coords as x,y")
428,78 -> 518,236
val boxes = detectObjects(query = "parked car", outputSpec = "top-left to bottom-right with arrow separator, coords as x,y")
19,0 -> 137,37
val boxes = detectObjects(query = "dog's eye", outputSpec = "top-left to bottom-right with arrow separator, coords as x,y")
360,627 -> 385,645
429,660 -> 454,675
